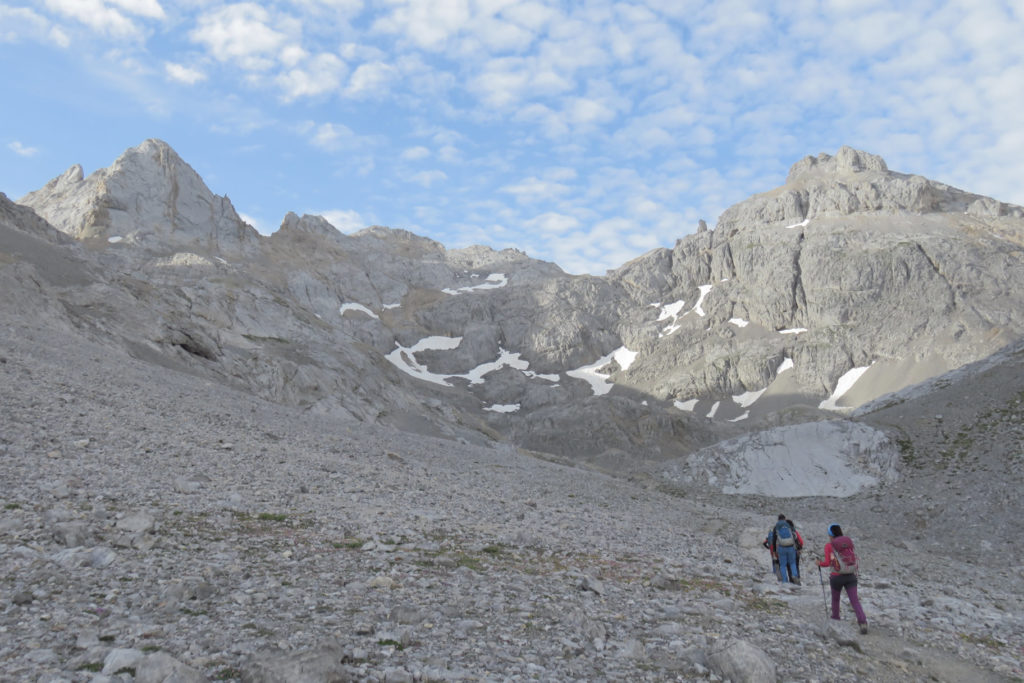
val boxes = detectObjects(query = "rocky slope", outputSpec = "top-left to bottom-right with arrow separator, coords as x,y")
1,295 -> 1021,682
3,139 -> 1024,681
12,140 -> 1024,479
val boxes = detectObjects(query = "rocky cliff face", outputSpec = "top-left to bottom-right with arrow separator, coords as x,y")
8,139 -> 1024,477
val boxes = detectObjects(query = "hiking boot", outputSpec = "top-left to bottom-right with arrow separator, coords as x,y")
859,623 -> 868,635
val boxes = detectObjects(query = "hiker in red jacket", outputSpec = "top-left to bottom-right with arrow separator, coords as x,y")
819,523 -> 868,634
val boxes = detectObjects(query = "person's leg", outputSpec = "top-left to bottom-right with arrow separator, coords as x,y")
845,582 -> 868,625
777,546 -> 794,582
829,576 -> 842,619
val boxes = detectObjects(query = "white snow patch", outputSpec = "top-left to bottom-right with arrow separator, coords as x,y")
613,346 -> 639,371
525,371 -> 560,382
728,317 -> 749,328
690,285 -> 713,317
383,303 -> 401,310
778,328 -> 807,335
706,401 -> 720,418
674,399 -> 698,412
785,218 -> 810,229
819,364 -> 872,411
484,403 -> 520,413
777,357 -> 794,374
728,411 -> 749,422
385,336 -> 463,386
460,348 -> 529,385
215,257 -> 228,265
657,300 -> 686,321
339,303 -> 379,319
673,421 -> 899,497
107,236 -> 123,243
566,345 -> 637,395
732,388 -> 766,408
443,273 -> 508,295
657,300 -> 687,336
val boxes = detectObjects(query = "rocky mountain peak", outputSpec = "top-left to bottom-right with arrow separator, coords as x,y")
276,211 -> 343,239
786,146 -> 888,183
716,146 -> 1023,232
18,138 -> 257,255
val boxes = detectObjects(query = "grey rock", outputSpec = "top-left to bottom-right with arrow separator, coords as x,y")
707,638 -> 777,683
135,652 -> 206,683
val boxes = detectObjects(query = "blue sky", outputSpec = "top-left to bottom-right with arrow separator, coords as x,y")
2,1 -> 1022,275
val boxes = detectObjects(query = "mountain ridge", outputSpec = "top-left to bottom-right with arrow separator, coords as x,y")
9,139 -> 1024,488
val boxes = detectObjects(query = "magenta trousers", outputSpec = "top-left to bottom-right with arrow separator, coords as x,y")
829,573 -> 867,624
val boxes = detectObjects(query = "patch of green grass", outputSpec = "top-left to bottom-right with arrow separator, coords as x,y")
256,512 -> 288,522
454,553 -> 484,572
98,635 -> 115,643
3,503 -> 20,510
958,632 -> 1003,650
378,639 -> 405,651
114,668 -> 136,676
214,667 -> 245,680
77,662 -> 103,672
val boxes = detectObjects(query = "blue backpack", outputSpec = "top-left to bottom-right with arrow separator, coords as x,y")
775,520 -> 795,547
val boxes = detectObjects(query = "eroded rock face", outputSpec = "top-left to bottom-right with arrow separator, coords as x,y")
6,142 -> 1024,472
19,138 -> 258,255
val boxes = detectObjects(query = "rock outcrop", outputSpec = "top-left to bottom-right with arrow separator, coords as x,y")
7,140 -> 1024,474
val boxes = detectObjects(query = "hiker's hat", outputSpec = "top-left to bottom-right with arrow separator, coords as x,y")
828,524 -> 840,537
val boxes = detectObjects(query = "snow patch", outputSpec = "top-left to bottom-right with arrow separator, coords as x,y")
484,403 -> 520,413
728,318 -> 749,328
339,303 -> 379,319
690,285 -> 713,317
385,336 -> 463,386
785,218 -> 810,229
777,357 -> 794,374
778,328 -> 807,335
819,364 -> 872,410
567,345 -> 636,396
706,401 -> 720,418
107,235 -> 123,243
674,399 -> 698,412
443,273 -> 508,295
732,388 -> 766,409
671,421 -> 899,497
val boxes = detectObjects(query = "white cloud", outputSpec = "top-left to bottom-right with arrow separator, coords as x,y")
345,61 -> 398,98
43,0 -> 147,39
308,122 -> 357,151
500,176 -> 570,204
8,141 -> 39,157
190,3 -> 291,71
401,146 -> 430,160
524,212 -> 579,234
164,61 -> 206,84
409,170 -> 448,187
107,0 -> 165,20
317,209 -> 366,232
276,53 -> 347,100
3,6 -> 71,46
371,0 -> 472,51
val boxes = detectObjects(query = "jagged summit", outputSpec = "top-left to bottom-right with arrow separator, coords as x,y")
716,145 -> 1024,232
18,138 -> 257,255
786,146 -> 889,183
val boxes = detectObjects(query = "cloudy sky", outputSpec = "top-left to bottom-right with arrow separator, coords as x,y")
1,1 -> 1022,274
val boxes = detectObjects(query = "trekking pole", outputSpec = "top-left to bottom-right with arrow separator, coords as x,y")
817,566 -> 829,619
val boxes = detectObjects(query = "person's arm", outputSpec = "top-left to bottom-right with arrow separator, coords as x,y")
818,543 -> 833,567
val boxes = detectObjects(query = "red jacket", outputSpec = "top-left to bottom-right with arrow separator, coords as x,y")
818,542 -> 839,575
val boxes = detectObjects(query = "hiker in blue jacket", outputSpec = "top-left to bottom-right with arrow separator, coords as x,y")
771,514 -> 800,584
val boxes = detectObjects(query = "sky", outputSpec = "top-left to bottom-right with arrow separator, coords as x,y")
1,1 -> 1022,275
